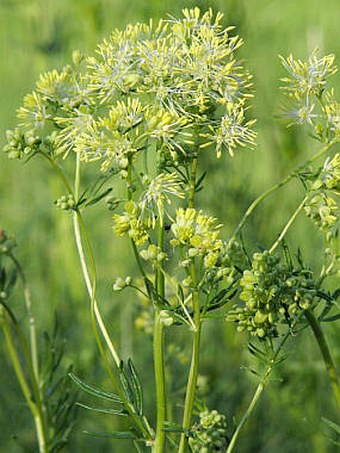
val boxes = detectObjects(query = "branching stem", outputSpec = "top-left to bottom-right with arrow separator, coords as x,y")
44,153 -> 152,442
269,195 -> 309,253
227,316 -> 302,452
229,142 -> 334,246
304,309 -> 340,412
0,307 -> 48,453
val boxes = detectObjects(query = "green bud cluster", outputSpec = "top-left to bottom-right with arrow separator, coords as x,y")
55,194 -> 76,211
140,244 -> 167,264
112,276 -> 132,291
0,230 -> 16,254
3,128 -> 41,160
189,409 -> 228,452
227,251 -> 317,338
204,240 -> 246,287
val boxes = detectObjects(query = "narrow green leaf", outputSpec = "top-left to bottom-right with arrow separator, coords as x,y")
322,417 -> 340,435
5,268 -> 17,295
195,171 -> 207,191
144,277 -> 169,308
0,267 -> 7,288
322,314 -> 340,322
128,358 -> 143,415
118,365 -> 134,404
76,402 -> 128,416
248,342 -> 266,359
84,430 -> 136,439
69,373 -> 123,404
207,288 -> 236,311
85,188 -> 113,207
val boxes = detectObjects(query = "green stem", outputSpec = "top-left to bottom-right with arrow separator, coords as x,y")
269,195 -> 308,254
74,206 -> 153,441
0,308 -> 48,453
153,310 -> 166,452
73,211 -> 121,367
153,212 -> 167,452
304,309 -> 340,412
39,152 -> 73,194
178,297 -> 201,453
229,142 -> 334,246
8,253 -> 40,386
45,153 -> 152,441
4,255 -> 48,451
188,156 -> 198,209
73,154 -> 121,368
179,156 -> 201,453
227,316 -> 301,452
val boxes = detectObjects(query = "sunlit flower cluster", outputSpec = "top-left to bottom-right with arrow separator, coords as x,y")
171,208 -> 223,269
201,102 -> 257,157
139,172 -> 184,227
279,50 -> 339,141
113,201 -> 151,245
305,191 -> 338,231
280,50 -> 337,98
4,8 -> 256,168
305,153 -> 339,232
324,90 -> 340,141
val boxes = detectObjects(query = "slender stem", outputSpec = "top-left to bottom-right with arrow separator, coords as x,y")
45,153 -> 152,440
39,152 -> 73,194
73,212 -> 121,367
304,309 -> 340,412
178,285 -> 201,453
0,308 -> 47,453
188,156 -> 198,209
74,209 -> 152,440
3,255 -> 48,451
227,366 -> 271,453
153,310 -> 166,453
227,316 -> 301,452
153,211 -> 167,452
8,253 -> 39,385
229,142 -> 334,246
269,195 -> 308,254
179,156 -> 201,453
73,155 -> 121,367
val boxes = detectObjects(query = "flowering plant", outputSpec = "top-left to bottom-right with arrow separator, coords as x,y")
2,8 -> 339,453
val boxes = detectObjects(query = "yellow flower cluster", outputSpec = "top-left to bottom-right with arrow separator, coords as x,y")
171,208 -> 222,269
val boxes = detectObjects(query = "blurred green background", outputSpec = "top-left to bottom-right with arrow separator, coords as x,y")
0,0 -> 339,451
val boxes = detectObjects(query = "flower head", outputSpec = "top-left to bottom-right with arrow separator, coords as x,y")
201,101 -> 256,157
113,201 -> 150,245
139,172 -> 184,227
171,208 -> 223,269
280,50 -> 337,99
